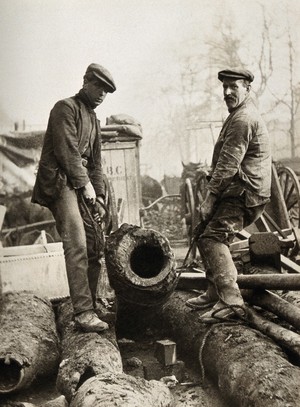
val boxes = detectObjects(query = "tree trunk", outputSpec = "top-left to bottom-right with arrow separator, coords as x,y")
56,299 -> 173,406
243,289 -> 300,331
105,223 -> 177,336
55,299 -> 123,402
161,291 -> 300,407
70,372 -> 173,407
105,223 -> 177,307
0,292 -> 59,394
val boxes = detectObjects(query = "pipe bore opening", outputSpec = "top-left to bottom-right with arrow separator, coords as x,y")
0,358 -> 23,393
130,244 -> 166,278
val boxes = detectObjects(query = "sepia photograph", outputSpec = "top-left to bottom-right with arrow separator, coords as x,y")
0,0 -> 300,406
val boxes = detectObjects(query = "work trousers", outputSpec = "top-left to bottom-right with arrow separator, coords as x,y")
196,195 -> 265,299
50,184 -> 102,315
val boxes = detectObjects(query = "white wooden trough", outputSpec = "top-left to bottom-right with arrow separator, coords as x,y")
0,239 -> 69,299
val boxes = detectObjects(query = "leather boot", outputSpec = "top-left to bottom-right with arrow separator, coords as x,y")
74,310 -> 109,333
198,239 -> 245,322
186,282 -> 218,309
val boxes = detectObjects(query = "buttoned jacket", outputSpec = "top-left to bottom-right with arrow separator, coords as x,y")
207,95 -> 271,207
32,94 -> 105,207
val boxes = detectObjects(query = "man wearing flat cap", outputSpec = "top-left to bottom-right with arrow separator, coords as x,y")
186,67 -> 271,322
32,63 -> 116,332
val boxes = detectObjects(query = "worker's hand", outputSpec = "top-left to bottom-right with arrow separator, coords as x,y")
200,191 -> 217,222
93,196 -> 107,224
82,181 -> 96,205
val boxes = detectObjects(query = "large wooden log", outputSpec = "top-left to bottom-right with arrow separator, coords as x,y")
70,372 -> 173,407
105,223 -> 177,336
161,291 -> 300,406
56,299 -> 173,406
0,292 -> 59,394
105,223 -> 177,307
56,300 -> 123,402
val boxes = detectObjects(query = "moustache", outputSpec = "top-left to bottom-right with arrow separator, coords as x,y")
225,97 -> 235,102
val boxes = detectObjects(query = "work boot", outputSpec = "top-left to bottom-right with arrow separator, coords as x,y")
94,300 -> 116,324
196,239 -> 245,321
186,283 -> 218,309
74,310 -> 109,333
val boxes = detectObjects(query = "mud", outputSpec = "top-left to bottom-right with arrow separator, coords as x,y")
0,314 -> 227,407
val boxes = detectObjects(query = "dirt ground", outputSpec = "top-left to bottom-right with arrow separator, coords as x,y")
0,287 -> 228,407
0,337 -> 228,407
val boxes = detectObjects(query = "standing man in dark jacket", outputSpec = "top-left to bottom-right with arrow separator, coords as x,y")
186,68 -> 271,322
32,63 -> 116,332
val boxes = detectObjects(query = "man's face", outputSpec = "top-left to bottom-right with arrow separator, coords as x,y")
222,78 -> 249,112
84,80 -> 108,107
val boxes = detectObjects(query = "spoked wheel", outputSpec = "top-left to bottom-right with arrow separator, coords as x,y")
183,178 -> 197,259
277,166 -> 300,228
194,170 -> 208,224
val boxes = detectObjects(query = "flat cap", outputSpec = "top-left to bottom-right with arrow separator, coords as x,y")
218,68 -> 254,83
85,63 -> 116,93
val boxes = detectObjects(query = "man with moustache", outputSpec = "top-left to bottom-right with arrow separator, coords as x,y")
186,68 -> 271,322
32,63 -> 116,332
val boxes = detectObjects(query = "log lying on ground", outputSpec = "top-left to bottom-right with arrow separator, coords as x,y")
70,372 -> 173,407
0,292 -> 59,394
105,223 -> 177,336
56,299 -> 173,406
243,289 -> 300,331
244,306 -> 300,358
177,272 -> 300,291
281,290 -> 300,308
56,299 -> 123,402
161,291 -> 300,407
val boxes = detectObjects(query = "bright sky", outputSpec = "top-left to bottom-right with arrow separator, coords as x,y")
0,0 -> 299,179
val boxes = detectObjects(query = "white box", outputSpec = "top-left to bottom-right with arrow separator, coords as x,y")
0,242 -> 69,299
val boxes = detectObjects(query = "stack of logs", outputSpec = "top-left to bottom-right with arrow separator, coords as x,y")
1,223 -> 300,406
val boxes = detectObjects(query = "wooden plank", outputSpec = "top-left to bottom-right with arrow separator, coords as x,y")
0,205 -> 6,230
102,141 -> 141,226
0,242 -> 63,256
281,255 -> 300,273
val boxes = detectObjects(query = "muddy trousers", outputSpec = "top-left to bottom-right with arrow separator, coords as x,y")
50,185 -> 102,315
196,196 -> 265,305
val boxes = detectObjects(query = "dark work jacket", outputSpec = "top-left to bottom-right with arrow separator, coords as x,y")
32,93 -> 105,207
207,95 -> 271,207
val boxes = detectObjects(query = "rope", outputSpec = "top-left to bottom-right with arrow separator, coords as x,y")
196,301 -> 254,381
198,321 -> 242,382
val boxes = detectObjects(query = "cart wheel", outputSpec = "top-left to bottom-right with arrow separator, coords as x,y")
184,178 -> 197,259
194,171 -> 208,224
277,166 -> 300,228
161,196 -> 181,217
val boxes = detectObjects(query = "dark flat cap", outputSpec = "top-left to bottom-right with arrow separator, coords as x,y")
218,68 -> 254,83
86,63 -> 116,93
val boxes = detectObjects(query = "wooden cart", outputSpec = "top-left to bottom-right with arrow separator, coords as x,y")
181,161 -> 300,262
